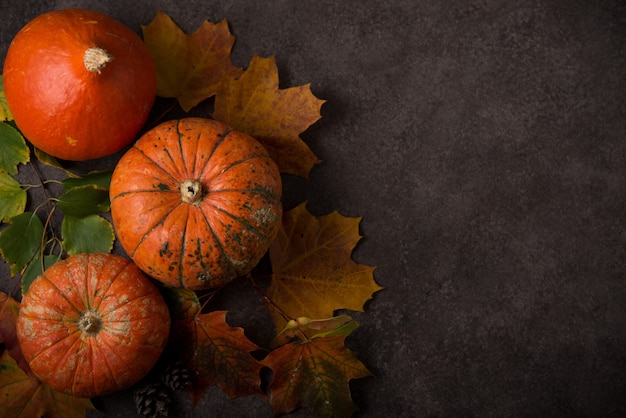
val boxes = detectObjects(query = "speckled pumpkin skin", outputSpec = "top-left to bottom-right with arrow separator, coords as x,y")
15,253 -> 170,398
109,118 -> 283,290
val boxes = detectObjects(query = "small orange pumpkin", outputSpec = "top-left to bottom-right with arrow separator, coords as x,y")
16,253 -> 170,398
2,8 -> 156,161
109,118 -> 283,290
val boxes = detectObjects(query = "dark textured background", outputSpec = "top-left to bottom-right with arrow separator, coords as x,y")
1,0 -> 625,417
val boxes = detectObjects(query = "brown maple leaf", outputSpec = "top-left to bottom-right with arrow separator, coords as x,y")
213,55 -> 325,178
171,310 -> 264,406
0,350 -> 95,418
141,11 -> 243,111
261,334 -> 372,418
267,203 -> 383,332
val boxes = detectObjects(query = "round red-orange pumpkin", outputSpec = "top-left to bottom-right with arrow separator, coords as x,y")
2,8 -> 156,161
109,118 -> 283,290
16,253 -> 170,398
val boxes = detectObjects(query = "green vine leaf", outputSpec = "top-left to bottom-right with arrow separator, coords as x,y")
61,214 -> 115,256
56,185 -> 110,218
0,172 -> 26,223
0,212 -> 44,276
33,147 -> 70,173
0,75 -> 12,121
0,122 -> 29,175
61,170 -> 112,191
20,254 -> 61,294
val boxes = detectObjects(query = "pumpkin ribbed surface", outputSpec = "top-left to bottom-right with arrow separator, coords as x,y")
109,118 -> 283,290
16,253 -> 170,398
2,8 -> 156,161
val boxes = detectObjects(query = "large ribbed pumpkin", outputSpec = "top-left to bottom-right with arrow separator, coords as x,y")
109,118 -> 283,290
16,253 -> 170,398
2,8 -> 156,161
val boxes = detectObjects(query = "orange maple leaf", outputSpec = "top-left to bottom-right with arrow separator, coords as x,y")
213,55 -> 325,178
261,335 -> 372,418
141,11 -> 243,111
267,203 -> 383,332
171,310 -> 264,406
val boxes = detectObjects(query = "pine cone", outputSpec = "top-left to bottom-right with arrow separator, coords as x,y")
162,361 -> 192,391
134,383 -> 172,418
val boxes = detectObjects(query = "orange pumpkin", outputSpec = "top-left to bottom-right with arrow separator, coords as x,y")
16,253 -> 170,398
109,118 -> 283,290
2,8 -> 156,161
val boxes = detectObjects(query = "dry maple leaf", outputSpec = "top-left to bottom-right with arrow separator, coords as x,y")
171,310 -> 264,406
141,11 -> 243,111
267,202 -> 382,332
261,334 -> 372,418
0,350 -> 95,418
213,55 -> 325,178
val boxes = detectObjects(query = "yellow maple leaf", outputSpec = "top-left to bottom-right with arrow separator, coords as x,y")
267,203 -> 382,332
0,348 -> 95,418
141,11 -> 243,111
213,55 -> 325,178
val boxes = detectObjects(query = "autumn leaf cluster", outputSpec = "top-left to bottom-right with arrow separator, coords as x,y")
0,10 -> 382,418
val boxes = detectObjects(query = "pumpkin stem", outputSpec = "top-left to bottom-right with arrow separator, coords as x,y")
83,47 -> 114,74
77,310 -> 103,336
180,180 -> 204,204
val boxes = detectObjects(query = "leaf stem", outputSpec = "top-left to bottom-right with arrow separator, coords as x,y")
146,98 -> 178,131
40,204 -> 58,270
20,183 -> 42,190
247,273 -> 292,323
28,159 -> 54,203
197,287 -> 222,314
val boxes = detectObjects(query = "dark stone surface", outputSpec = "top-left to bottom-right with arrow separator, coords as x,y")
1,0 -> 626,417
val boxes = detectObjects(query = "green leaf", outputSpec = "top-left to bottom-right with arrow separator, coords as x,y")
271,315 -> 357,349
0,172 -> 26,223
34,147 -> 69,173
311,321 -> 360,339
56,185 -> 110,218
0,75 -> 12,121
0,212 -> 44,276
21,254 -> 62,295
0,122 -> 29,175
61,170 -> 112,191
61,214 -> 114,255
